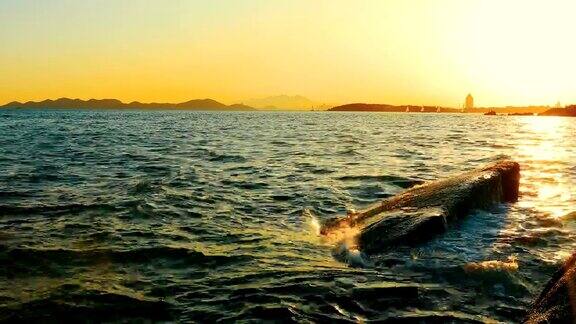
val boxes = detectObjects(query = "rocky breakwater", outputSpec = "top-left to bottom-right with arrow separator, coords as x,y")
321,160 -> 520,254
525,252 -> 576,323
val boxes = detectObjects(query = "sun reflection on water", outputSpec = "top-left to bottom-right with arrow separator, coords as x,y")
522,116 -> 565,135
517,116 -> 569,161
515,116 -> 572,218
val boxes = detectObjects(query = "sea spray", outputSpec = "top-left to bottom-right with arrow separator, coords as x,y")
303,208 -> 370,267
462,255 -> 530,297
302,208 -> 321,235
463,255 -> 519,273
332,242 -> 371,268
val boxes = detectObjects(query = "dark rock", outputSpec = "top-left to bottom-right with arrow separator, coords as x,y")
321,160 -> 520,253
525,252 -> 576,323
359,207 -> 447,253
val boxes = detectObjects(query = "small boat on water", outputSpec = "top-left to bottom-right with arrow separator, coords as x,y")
484,110 -> 497,116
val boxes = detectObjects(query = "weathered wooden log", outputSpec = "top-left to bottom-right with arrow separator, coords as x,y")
321,160 -> 520,253
525,252 -> 576,323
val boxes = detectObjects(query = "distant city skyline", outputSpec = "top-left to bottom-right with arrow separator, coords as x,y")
1,0 -> 575,107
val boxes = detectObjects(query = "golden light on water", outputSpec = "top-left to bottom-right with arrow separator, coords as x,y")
463,255 -> 518,274
516,116 -> 570,166
522,116 -> 566,138
538,185 -> 571,202
515,116 -> 572,218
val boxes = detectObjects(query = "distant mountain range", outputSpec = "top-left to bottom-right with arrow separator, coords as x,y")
242,95 -> 333,110
0,98 -> 255,111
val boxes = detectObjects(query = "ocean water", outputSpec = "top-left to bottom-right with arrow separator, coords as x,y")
0,109 -> 574,323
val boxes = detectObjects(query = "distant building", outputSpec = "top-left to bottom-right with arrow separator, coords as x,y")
555,101 -> 562,108
465,94 -> 474,110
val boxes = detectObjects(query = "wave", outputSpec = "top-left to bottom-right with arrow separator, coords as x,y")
2,283 -> 174,322
219,305 -> 297,323
135,164 -> 172,175
463,256 -> 519,273
270,140 -> 293,146
208,152 -> 247,163
221,179 -> 269,190
130,179 -> 157,194
337,148 -> 362,156
0,202 -> 116,216
337,174 -> 424,188
271,194 -> 293,201
376,311 -> 492,323
0,245 -> 255,277
0,190 -> 36,199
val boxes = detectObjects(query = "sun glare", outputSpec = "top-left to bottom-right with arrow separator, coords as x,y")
515,116 -> 572,218
522,116 -> 566,136
2,1 -> 576,106
517,116 -> 569,162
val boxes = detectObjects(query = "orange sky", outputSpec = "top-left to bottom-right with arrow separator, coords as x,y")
1,0 -> 575,107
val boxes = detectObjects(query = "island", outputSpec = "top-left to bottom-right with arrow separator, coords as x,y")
539,105 -> 576,117
329,103 -> 461,113
328,103 -> 552,115
0,98 -> 256,111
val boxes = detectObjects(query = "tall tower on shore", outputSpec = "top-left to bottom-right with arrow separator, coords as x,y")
465,94 -> 474,110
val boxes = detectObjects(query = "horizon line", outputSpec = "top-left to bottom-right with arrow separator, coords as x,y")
2,96 -> 570,110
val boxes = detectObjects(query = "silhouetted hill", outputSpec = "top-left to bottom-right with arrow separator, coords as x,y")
227,103 -> 254,110
1,98 -> 255,111
540,105 -> 576,117
174,99 -> 227,109
329,103 -> 460,113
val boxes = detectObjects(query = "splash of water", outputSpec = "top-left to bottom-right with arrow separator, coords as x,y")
303,209 -> 321,235
304,208 -> 369,267
463,255 -> 519,273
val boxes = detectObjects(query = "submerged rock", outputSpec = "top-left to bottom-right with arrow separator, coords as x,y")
321,160 -> 520,253
525,252 -> 576,323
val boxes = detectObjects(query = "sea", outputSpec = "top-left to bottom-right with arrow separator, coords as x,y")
0,109 -> 574,323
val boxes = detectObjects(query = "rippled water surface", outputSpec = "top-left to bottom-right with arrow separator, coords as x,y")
0,110 -> 575,322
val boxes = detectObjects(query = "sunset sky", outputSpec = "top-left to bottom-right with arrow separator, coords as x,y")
1,0 -> 575,107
